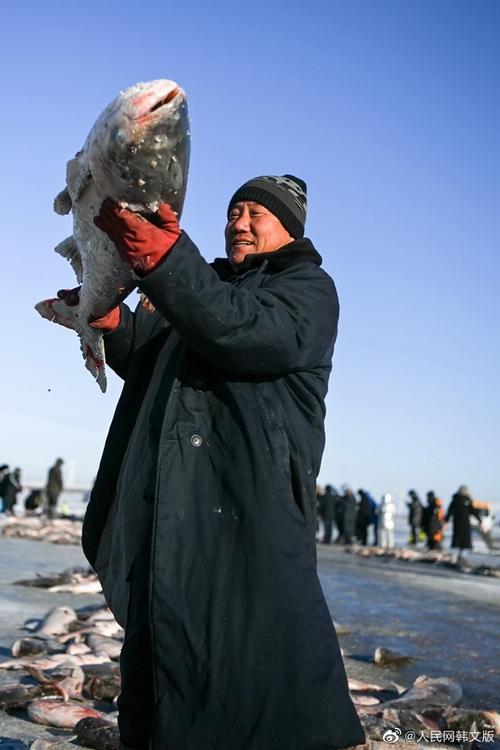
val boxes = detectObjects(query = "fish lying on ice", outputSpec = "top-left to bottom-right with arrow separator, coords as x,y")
373,645 -> 415,667
27,662 -> 120,703
59,620 -> 124,640
0,681 -> 56,709
443,707 -> 500,735
31,606 -> 78,636
385,674 -> 463,709
11,636 -> 65,657
81,662 -> 121,702
35,79 -> 190,392
86,634 -> 122,660
27,698 -> 105,729
76,716 -> 119,750
27,664 -> 85,701
348,678 -> 392,693
49,579 -> 102,594
358,674 -> 463,714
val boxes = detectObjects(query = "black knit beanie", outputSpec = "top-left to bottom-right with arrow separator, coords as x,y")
227,174 -> 307,238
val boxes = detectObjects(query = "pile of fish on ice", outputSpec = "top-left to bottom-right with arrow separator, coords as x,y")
13,566 -> 101,595
0,602 -> 122,749
1,517 -> 83,546
0,593 -> 499,749
345,545 -> 500,578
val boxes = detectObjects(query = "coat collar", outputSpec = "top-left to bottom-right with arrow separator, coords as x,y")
211,238 -> 322,279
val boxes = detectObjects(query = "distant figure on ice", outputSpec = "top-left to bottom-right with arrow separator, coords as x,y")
445,485 -> 481,563
45,458 -> 64,519
2,468 -> 22,515
24,489 -> 43,515
356,489 -> 373,546
406,489 -> 423,545
319,485 -> 338,544
368,490 -> 379,545
0,464 -> 9,513
340,487 -> 357,545
423,491 -> 445,550
378,493 -> 396,549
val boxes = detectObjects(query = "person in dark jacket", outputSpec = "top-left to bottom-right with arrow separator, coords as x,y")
426,494 -> 445,551
45,458 -> 64,519
356,489 -> 373,545
53,175 -> 364,750
407,489 -> 423,545
25,489 -> 44,515
0,464 -> 9,513
367,489 -> 379,545
446,485 -> 481,562
422,490 -> 444,550
319,484 -> 338,544
421,490 -> 435,541
2,468 -> 22,515
340,487 -> 357,544
334,491 -> 345,542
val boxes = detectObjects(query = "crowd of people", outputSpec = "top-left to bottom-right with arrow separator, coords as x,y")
0,459 -> 64,517
0,460 -> 493,562
316,484 -> 494,559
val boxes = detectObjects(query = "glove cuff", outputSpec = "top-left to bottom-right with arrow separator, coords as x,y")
89,306 -> 121,332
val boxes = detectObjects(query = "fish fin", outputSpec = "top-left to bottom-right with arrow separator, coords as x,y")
80,329 -> 107,393
35,298 -> 78,331
54,236 -> 84,284
54,188 -> 72,215
66,155 -> 92,202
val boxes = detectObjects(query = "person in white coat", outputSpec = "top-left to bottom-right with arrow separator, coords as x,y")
378,493 -> 396,549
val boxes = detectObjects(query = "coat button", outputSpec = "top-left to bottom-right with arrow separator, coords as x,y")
190,434 -> 203,447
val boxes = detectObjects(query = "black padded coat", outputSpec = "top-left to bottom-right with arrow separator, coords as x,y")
82,232 -> 365,750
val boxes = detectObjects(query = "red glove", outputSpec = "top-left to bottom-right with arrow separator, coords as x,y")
57,287 -> 121,332
94,198 -> 181,275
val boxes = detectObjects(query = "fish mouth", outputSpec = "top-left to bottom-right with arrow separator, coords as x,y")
149,86 -> 181,113
129,85 -> 183,122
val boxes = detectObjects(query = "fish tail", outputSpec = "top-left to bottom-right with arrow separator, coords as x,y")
35,298 -> 79,331
80,328 -> 107,393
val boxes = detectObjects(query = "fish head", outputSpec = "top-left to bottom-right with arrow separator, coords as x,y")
86,79 -> 190,215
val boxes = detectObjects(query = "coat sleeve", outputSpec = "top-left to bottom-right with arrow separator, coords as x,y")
137,232 -> 339,375
102,304 -> 136,380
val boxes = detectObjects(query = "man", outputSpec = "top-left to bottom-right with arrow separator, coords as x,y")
318,484 -> 338,544
57,175 -> 364,750
45,458 -> 64,519
407,489 -> 423,545
2,467 -> 22,515
0,464 -> 9,513
445,485 -> 481,563
356,489 -> 373,546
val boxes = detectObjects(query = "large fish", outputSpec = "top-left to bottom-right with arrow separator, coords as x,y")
35,79 -> 190,391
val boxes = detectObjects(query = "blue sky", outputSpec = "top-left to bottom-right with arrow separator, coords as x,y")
1,0 -> 499,509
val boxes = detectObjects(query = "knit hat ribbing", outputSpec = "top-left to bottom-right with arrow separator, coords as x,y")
227,174 -> 307,238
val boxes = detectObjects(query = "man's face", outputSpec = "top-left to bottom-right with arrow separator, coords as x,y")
225,201 -> 294,269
